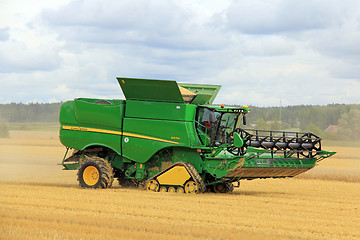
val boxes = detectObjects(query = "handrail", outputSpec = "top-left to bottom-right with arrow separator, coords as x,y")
195,121 -> 209,145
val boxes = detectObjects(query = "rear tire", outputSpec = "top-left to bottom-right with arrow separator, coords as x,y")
77,156 -> 114,189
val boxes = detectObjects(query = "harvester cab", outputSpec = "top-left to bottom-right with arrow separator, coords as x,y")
59,77 -> 335,194
195,105 -> 248,150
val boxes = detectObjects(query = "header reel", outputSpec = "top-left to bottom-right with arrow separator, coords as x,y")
227,128 -> 322,159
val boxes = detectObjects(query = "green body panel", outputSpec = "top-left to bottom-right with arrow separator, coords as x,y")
59,101 -> 77,124
204,158 -> 244,178
120,100 -> 202,163
59,99 -> 123,155
60,129 -> 122,155
124,100 -> 196,121
74,98 -> 124,129
117,77 -> 184,103
122,117 -> 190,163
171,147 -> 203,174
185,121 -> 204,147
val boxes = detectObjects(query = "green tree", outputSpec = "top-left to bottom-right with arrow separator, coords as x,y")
0,123 -> 9,138
299,108 -> 312,130
269,121 -> 281,131
338,108 -> 360,140
255,118 -> 268,130
305,122 -> 326,137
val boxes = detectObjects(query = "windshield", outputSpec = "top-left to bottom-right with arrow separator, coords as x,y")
196,108 -> 241,146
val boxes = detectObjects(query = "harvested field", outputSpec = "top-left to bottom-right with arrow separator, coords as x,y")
0,130 -> 359,239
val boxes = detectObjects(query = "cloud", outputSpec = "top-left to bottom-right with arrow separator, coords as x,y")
38,0 -> 238,82
220,0 -> 360,81
37,0 -> 246,86
223,0 -> 339,34
310,20 -> 360,59
0,28 -> 10,41
41,0 -> 226,51
240,35 -> 295,56
0,40 -> 61,73
326,59 -> 360,79
43,0 -> 186,30
1,0 -> 360,106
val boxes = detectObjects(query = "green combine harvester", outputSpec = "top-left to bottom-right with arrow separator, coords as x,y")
59,77 -> 335,193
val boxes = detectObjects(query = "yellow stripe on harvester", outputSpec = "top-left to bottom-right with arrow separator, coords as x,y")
62,126 -> 123,135
122,132 -> 179,144
62,125 -> 179,145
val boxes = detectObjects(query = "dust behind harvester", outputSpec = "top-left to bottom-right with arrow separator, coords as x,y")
59,77 -> 335,193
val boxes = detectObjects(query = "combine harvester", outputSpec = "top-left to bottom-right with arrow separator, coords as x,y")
59,77 -> 335,193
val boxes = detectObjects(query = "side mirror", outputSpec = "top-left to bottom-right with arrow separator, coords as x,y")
242,115 -> 247,125
233,132 -> 244,148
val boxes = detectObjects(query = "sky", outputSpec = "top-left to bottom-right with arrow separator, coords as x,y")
1,0 -> 360,106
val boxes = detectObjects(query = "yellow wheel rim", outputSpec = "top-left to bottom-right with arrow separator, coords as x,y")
83,166 -> 99,186
176,187 -> 185,193
160,187 -> 167,192
147,180 -> 159,192
185,181 -> 198,194
168,187 -> 176,193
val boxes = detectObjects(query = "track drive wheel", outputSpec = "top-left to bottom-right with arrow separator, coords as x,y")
77,155 -> 114,189
185,181 -> 198,194
146,179 -> 160,192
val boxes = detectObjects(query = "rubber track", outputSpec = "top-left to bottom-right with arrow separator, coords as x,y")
78,156 -> 114,188
182,162 -> 206,193
147,162 -> 206,193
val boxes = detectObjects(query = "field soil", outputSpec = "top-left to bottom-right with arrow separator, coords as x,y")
0,130 -> 359,239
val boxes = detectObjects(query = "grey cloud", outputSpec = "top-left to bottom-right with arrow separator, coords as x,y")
302,12 -> 360,79
38,0 -> 238,82
327,60 -> 360,79
310,22 -> 360,59
240,35 -> 295,56
41,0 -> 224,51
223,0 -> 340,35
220,0 -> 360,80
42,0 -> 188,31
0,41 -> 61,73
3,0 -> 356,105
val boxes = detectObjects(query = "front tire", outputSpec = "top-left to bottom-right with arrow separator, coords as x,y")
77,156 -> 114,189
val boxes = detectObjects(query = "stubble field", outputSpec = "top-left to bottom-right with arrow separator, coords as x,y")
0,130 -> 359,239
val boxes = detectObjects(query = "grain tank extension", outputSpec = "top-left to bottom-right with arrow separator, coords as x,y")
59,77 -> 335,193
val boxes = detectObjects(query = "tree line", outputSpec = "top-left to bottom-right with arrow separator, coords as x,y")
0,102 -> 62,123
246,104 -> 358,130
0,102 -> 359,140
244,104 -> 360,140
